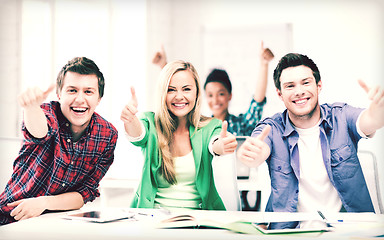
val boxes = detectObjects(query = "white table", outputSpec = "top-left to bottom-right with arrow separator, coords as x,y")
1,208 -> 383,240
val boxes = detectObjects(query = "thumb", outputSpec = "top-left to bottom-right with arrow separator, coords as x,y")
43,83 -> 56,98
7,199 -> 22,207
220,120 -> 228,138
256,125 -> 271,141
161,44 -> 165,53
358,79 -> 370,94
130,86 -> 138,106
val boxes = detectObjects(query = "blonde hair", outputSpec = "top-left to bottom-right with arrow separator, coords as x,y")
155,60 -> 211,184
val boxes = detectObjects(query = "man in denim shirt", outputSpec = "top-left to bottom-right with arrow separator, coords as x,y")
237,53 -> 384,228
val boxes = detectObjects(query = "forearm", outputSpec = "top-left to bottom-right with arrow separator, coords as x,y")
44,192 -> 84,211
23,105 -> 49,138
359,109 -> 384,136
124,117 -> 143,138
254,62 -> 269,102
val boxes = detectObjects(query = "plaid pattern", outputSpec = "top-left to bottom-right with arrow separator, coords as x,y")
0,101 -> 118,224
226,98 -> 266,136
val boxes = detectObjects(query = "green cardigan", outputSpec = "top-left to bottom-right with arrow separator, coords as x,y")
130,112 -> 226,210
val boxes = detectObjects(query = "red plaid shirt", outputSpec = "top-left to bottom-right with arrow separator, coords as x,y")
0,101 -> 118,224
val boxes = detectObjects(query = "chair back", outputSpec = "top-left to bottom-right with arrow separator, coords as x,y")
358,150 -> 384,214
212,153 -> 241,211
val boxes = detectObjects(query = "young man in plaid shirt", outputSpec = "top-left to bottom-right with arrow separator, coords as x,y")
0,57 -> 118,225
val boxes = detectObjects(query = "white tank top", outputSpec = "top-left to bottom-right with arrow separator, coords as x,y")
154,151 -> 202,209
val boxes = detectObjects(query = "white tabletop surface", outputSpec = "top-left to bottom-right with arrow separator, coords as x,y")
1,207 -> 383,240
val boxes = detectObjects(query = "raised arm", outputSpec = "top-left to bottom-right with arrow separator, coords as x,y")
357,79 -> 384,136
152,44 -> 168,69
17,84 -> 55,138
121,86 -> 143,137
254,41 -> 274,102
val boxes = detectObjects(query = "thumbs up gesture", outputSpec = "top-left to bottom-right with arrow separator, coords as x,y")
17,83 -> 56,138
152,44 -> 167,68
121,86 -> 143,137
260,41 -> 274,64
357,79 -> 384,135
213,121 -> 238,156
121,86 -> 139,124
237,125 -> 271,168
18,83 -> 56,109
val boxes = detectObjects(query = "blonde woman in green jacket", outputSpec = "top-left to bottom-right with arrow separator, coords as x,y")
120,60 -> 237,210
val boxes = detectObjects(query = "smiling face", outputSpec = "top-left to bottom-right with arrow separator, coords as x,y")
58,71 -> 101,135
204,82 -> 232,120
166,70 -> 197,121
277,65 -> 322,128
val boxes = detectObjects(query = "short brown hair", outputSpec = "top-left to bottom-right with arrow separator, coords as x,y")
56,57 -> 105,98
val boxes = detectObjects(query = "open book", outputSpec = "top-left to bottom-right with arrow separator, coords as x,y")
157,214 -> 226,229
156,212 -> 333,235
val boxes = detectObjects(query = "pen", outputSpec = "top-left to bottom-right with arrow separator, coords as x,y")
137,212 -> 154,217
317,210 -> 327,221
317,211 -> 377,224
317,210 -> 333,228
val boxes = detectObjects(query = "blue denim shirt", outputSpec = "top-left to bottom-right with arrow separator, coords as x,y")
252,103 -> 374,217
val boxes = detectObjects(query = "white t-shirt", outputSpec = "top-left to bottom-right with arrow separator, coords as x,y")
295,122 -> 342,215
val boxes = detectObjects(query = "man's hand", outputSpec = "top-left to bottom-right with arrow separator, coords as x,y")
358,79 -> 384,136
237,125 -> 271,168
8,197 -> 48,221
18,83 -> 55,109
17,83 -> 56,138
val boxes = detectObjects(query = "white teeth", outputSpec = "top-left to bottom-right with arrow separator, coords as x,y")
174,103 -> 186,107
295,99 -> 307,104
72,107 -> 87,112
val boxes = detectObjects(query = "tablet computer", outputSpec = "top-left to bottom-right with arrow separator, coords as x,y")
62,209 -> 134,223
252,220 -> 331,234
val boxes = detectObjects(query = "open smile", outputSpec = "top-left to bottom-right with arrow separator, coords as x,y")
172,103 -> 188,109
211,104 -> 222,110
71,107 -> 88,114
293,98 -> 309,106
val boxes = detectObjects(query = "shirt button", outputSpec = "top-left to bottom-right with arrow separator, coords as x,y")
65,123 -> 69,127
71,161 -> 74,165
296,190 -> 299,193
339,157 -> 343,161
67,139 -> 71,143
277,166 -> 281,171
62,183 -> 65,187
289,145 -> 292,149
